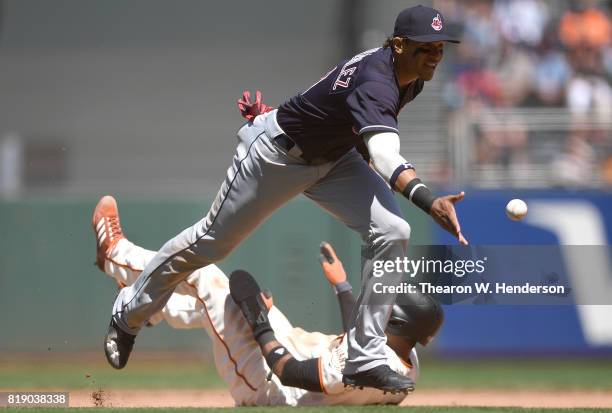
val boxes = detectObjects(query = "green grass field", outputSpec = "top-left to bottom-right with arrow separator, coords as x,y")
2,355 -> 611,390
0,355 -> 223,390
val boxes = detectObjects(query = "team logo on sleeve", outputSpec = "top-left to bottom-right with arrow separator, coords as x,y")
431,14 -> 443,31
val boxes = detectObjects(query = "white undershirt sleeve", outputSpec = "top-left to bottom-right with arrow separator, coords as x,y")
363,131 -> 408,183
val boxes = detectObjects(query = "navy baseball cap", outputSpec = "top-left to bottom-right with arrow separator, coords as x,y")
393,5 -> 460,43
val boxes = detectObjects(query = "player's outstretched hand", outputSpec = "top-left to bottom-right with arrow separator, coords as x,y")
237,90 -> 274,122
319,242 -> 348,285
430,192 -> 468,245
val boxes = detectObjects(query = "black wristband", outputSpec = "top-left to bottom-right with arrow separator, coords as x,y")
281,358 -> 323,392
402,178 -> 436,213
265,346 -> 289,369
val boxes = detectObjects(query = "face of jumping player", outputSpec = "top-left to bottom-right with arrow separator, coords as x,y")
393,39 -> 445,82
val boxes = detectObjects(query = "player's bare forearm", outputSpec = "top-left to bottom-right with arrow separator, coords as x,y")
392,168 -> 418,192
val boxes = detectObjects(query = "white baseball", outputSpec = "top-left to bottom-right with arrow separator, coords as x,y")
505,199 -> 528,221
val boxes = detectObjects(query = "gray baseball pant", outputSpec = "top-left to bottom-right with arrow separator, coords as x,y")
112,110 -> 410,374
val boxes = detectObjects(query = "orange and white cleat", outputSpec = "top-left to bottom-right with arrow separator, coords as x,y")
92,195 -> 125,271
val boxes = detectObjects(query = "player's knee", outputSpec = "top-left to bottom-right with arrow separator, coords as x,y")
385,220 -> 411,243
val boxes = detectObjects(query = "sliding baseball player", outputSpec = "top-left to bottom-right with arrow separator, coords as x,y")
93,195 -> 444,406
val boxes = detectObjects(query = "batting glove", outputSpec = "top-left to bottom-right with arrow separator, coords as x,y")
319,242 -> 348,286
237,90 -> 274,122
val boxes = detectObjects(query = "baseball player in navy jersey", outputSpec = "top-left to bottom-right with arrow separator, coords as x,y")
93,196 -> 443,405
104,5 -> 464,393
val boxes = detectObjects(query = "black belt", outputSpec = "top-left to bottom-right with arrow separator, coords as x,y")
273,134 -> 330,166
274,134 -> 298,153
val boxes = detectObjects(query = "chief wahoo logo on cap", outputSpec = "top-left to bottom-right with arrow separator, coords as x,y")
431,13 -> 443,31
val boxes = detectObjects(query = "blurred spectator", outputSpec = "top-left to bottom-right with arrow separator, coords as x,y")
559,0 -> 610,51
455,63 -> 502,105
461,0 -> 500,57
566,75 -> 612,117
534,51 -> 572,105
491,39 -> 536,106
493,0 -> 550,46
533,27 -> 572,106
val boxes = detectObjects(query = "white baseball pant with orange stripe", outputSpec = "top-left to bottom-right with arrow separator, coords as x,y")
103,238 -> 419,406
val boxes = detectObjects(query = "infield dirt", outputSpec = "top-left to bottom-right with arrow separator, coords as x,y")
65,388 -> 612,408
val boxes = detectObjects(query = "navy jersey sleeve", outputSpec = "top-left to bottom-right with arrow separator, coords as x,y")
346,81 -> 399,136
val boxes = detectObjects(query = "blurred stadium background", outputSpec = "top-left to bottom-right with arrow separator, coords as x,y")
1,0 -> 611,399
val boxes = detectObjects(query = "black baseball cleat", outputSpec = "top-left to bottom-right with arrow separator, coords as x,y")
342,365 -> 415,394
229,270 -> 271,338
104,318 -> 136,369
